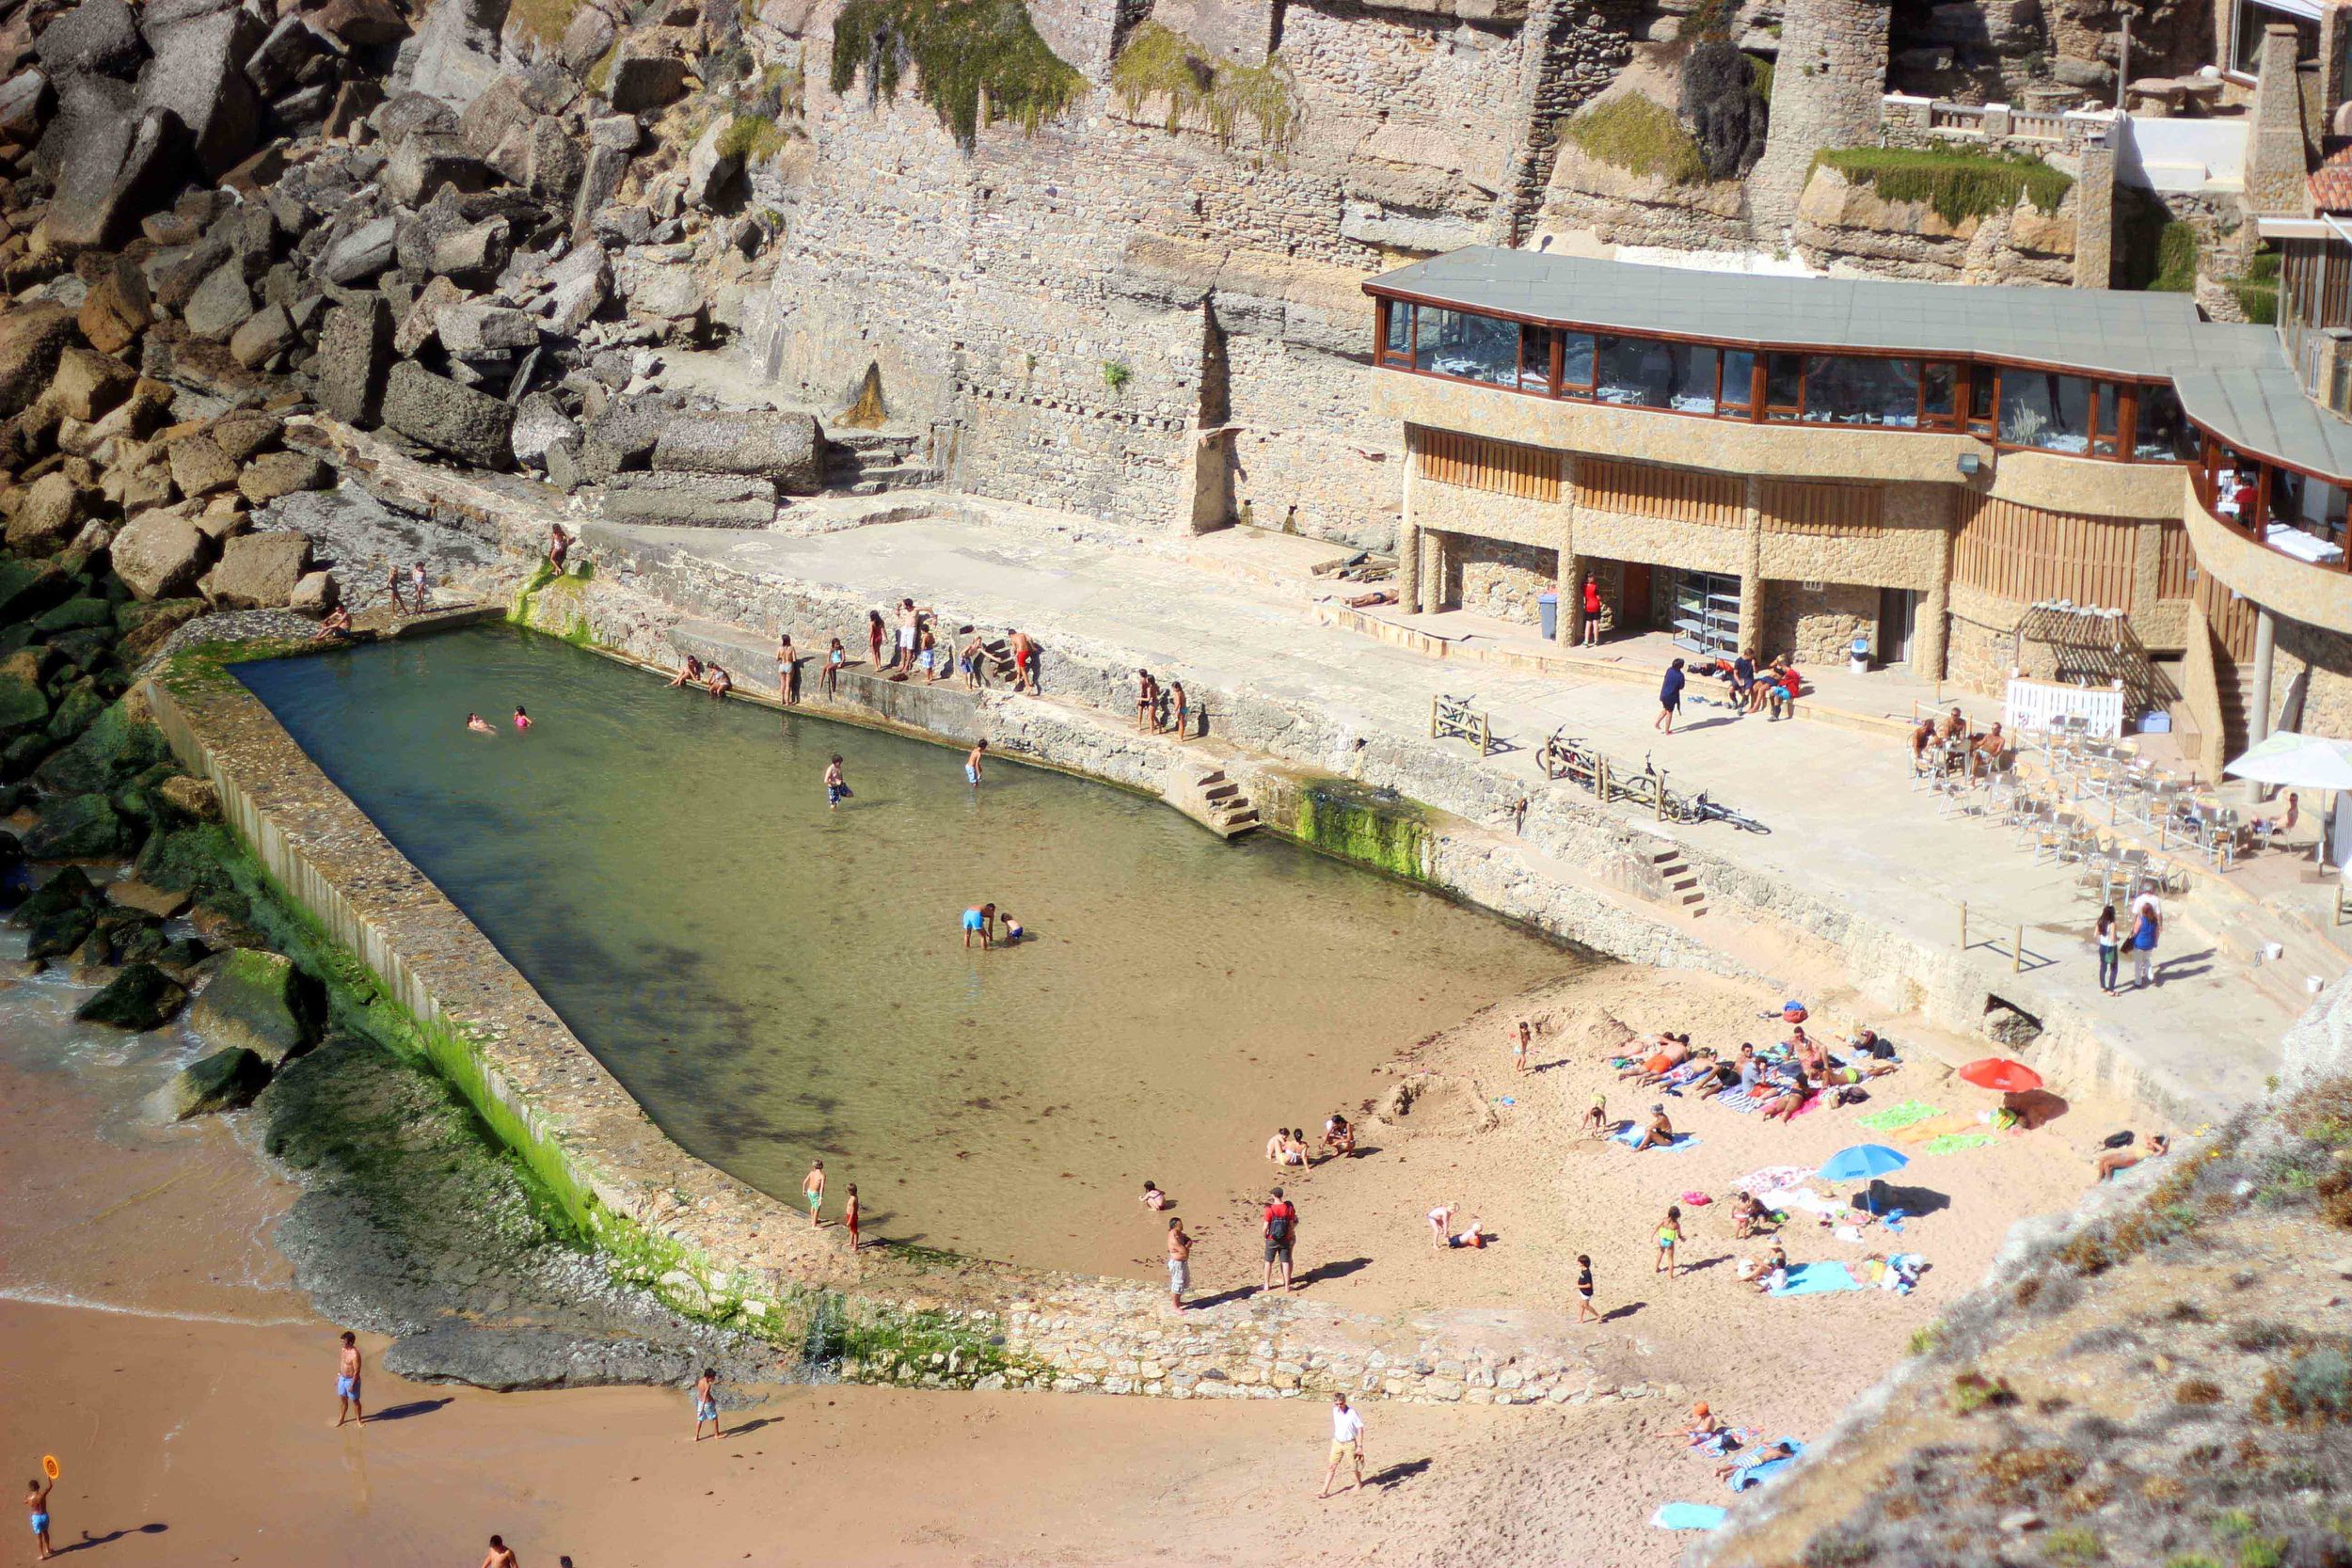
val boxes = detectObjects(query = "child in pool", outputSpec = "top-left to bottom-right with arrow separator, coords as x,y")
513,706 -> 532,731
466,713 -> 495,735
998,912 -> 1023,943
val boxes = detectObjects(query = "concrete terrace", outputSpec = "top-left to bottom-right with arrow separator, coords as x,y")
590,504 -> 2347,1115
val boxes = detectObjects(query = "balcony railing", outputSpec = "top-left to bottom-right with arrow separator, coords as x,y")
2196,468 -> 2352,573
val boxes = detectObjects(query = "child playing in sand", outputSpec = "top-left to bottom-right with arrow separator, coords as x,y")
998,913 -> 1024,944
24,1475 -> 51,1560
1140,1180 -> 1168,1211
1732,1190 -> 1770,1240
1449,1217 -> 1486,1249
1655,1205 -> 1684,1278
1576,1254 -> 1597,1323
1426,1204 -> 1455,1249
1582,1094 -> 1608,1139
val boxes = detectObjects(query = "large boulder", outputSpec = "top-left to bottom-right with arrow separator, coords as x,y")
76,961 -> 190,1029
78,255 -> 154,356
316,296 -> 392,425
303,0 -> 407,47
523,119 -> 582,203
318,214 -> 398,284
682,119 -> 740,211
652,411 -> 826,493
400,0 -> 507,105
135,8 -> 263,181
5,473 -> 95,554
43,103 -> 186,250
237,451 -> 330,504
228,302 -> 297,369
509,391 -> 578,466
112,509 -> 215,599
0,70 -> 54,144
170,1045 -> 269,1117
0,306 -> 79,421
35,0 -> 146,76
243,15 -> 329,96
50,348 -> 135,421
0,651 -> 51,734
601,472 -> 779,528
200,530 -> 312,608
191,947 -> 322,1065
380,360 -> 513,468
166,434 -> 240,498
436,303 -> 535,355
382,131 -> 485,205
0,560 -> 72,624
578,395 -> 675,481
606,51 -> 688,113
180,261 -> 256,341
23,791 -> 127,858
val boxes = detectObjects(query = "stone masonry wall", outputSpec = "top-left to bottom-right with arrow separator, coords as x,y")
1451,535 -> 1558,621
1762,578 -> 1881,664
1748,0 -> 1895,236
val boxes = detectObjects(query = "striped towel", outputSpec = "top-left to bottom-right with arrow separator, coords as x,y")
1711,1088 -> 1764,1114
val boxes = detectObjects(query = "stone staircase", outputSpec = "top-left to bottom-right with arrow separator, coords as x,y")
1170,768 -> 1260,839
823,431 -> 940,496
2215,658 -> 2252,768
1646,837 -> 1708,917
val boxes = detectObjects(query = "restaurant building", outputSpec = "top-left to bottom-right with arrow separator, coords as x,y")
1363,246 -> 2352,774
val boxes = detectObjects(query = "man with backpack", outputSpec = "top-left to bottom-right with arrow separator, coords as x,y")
1263,1186 -> 1299,1293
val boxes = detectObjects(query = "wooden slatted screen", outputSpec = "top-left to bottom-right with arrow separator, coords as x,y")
1413,428 -> 1562,502
1758,480 -> 1884,535
2194,563 -> 2260,662
1953,496 -> 2139,609
1576,457 -> 1742,528
2154,522 -> 2195,601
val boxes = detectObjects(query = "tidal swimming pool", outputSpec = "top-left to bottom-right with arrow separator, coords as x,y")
236,626 -> 1583,1275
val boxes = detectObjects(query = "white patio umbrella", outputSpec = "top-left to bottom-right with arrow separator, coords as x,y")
2224,732 -> 2352,863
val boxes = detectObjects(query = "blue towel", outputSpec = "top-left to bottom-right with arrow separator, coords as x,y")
1610,1124 -> 1700,1152
1652,1503 -> 1728,1530
1727,1438 -> 1807,1493
1768,1261 -> 1863,1297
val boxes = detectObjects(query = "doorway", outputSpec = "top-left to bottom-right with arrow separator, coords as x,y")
1878,588 -> 1920,667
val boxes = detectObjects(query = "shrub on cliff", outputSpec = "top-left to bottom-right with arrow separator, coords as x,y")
1110,22 -> 1295,148
1557,95 -> 1706,185
829,0 -> 1085,149
1680,40 -> 1768,182
1809,147 -> 2074,226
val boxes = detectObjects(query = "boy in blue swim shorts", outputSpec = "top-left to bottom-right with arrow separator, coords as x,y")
962,903 -> 996,950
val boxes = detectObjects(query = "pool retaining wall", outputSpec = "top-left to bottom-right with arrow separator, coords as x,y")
136,648 -> 1636,1407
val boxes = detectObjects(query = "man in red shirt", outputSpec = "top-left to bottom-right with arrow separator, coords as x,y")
1262,1186 -> 1299,1293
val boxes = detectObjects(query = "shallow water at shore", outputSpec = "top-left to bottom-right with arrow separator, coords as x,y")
235,626 -> 1584,1275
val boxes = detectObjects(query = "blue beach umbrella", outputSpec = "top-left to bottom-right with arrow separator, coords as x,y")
1817,1144 -> 1909,1213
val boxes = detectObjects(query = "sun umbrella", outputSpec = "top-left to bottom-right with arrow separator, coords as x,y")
1958,1058 -> 2042,1094
2224,731 -> 2352,866
1818,1144 -> 1910,1214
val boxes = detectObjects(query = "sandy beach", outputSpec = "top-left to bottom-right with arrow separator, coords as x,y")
0,929 -> 2140,1568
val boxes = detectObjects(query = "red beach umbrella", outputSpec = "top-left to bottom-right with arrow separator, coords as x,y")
1958,1058 -> 2042,1094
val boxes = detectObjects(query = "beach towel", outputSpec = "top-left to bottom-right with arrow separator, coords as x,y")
1726,1439 -> 1807,1493
1769,1262 -> 1863,1298
1788,1092 -> 1826,1118
1856,1101 -> 1946,1132
1692,1425 -> 1758,1458
1652,1503 -> 1728,1531
1610,1124 -> 1701,1152
1710,1088 -> 1764,1114
1919,1132 -> 1997,1156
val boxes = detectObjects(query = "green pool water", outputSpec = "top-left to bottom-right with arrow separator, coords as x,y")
235,626 -> 1581,1275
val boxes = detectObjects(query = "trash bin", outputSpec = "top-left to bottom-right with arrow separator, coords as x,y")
1538,592 -> 1559,641
1849,635 -> 1871,674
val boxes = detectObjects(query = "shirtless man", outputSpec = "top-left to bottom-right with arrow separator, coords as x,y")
693,1367 -> 721,1441
965,740 -> 988,795
335,1331 -> 364,1426
1008,629 -> 1035,693
480,1536 -> 519,1568
961,902 -> 995,950
1136,670 -> 1158,732
25,1476 -> 53,1560
961,631 -> 990,690
895,598 -> 920,674
1166,1216 -> 1192,1310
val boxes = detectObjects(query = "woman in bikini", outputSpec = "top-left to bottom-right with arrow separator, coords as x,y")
866,610 -> 886,671
667,654 -> 704,689
825,637 -> 845,699
1760,1069 -> 1814,1123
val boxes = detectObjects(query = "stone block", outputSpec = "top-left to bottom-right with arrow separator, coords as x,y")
228,301 -> 296,368
170,1045 -> 268,1117
0,305 -> 79,420
200,528 -> 312,609
36,0 -> 146,76
383,132 -> 486,205
79,255 -> 154,355
606,52 -> 688,112
180,260 -> 256,340
167,434 -> 240,498
237,450 -> 331,503
651,410 -> 824,493
316,295 -> 392,425
599,470 -> 776,527
50,348 -> 135,422
136,8 -> 263,180
380,359 -> 514,468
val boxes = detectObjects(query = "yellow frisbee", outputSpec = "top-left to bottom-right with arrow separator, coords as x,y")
41,1455 -> 58,1480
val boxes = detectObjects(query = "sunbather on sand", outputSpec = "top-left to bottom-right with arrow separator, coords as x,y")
1759,1072 -> 1814,1123
1620,1033 -> 1693,1082
1715,1440 -> 1795,1481
1633,1104 -> 1677,1151
2095,1132 -> 2169,1181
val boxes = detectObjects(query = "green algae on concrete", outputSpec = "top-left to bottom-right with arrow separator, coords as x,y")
1295,777 -> 1433,882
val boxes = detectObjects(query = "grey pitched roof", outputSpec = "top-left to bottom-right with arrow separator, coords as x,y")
2173,366 -> 2352,478
1364,247 -> 2282,380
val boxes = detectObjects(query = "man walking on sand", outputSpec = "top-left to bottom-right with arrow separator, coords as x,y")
1319,1393 -> 1366,1498
1263,1186 -> 1298,1293
1167,1216 -> 1192,1310
335,1330 -> 364,1426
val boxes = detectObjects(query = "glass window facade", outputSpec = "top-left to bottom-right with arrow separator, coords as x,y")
1369,294 -> 2243,472
1413,308 -> 1518,386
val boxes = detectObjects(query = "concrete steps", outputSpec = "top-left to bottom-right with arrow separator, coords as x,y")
823,433 -> 938,496
2215,659 -> 2251,764
1649,842 -> 1708,917
1171,767 -> 1260,839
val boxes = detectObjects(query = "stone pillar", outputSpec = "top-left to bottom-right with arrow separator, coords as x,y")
1398,438 -> 1421,610
1419,529 -> 1446,614
2323,2 -> 2350,113
1558,452 -> 1581,645
2246,607 -> 2279,801
1748,0 -> 1895,239
2072,133 -> 2118,289
2132,518 -> 2166,616
1915,499 -> 1958,685
2245,23 -> 2314,215
1737,474 -> 1766,657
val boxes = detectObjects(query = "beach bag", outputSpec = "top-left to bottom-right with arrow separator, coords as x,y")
2101,1130 -> 2136,1149
1266,1209 -> 1294,1244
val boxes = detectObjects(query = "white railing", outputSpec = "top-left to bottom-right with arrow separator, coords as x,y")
2006,677 -> 2127,741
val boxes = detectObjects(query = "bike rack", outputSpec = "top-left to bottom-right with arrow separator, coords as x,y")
1432,693 -> 1495,756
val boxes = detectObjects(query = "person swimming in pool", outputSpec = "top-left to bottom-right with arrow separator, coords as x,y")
466,713 -> 495,736
513,706 -> 532,732
962,902 -> 996,950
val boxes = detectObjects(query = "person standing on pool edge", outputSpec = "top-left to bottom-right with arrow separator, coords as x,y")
962,902 -> 996,950
803,1159 -> 825,1227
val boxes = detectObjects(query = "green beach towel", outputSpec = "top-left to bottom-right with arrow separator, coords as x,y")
1856,1101 -> 1945,1132
1918,1132 -> 1997,1156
